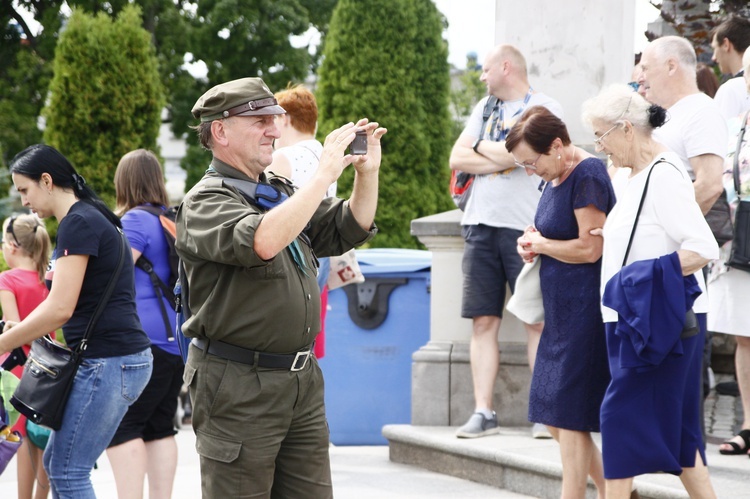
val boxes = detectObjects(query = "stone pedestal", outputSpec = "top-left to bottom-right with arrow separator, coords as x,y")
494,0 -> 636,146
410,210 -> 531,427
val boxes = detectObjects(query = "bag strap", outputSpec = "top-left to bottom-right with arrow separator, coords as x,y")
76,229 -> 127,355
136,255 -> 175,340
131,206 -> 176,339
622,159 -> 669,267
734,110 -> 750,197
480,95 -> 498,141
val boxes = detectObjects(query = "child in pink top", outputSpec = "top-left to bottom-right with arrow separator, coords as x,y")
0,214 -> 51,499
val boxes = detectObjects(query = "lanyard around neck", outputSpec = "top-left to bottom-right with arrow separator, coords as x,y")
492,87 -> 533,141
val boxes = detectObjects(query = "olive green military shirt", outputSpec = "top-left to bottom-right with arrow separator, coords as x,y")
175,159 -> 375,353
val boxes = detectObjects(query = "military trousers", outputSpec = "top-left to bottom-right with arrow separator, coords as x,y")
184,343 -> 333,499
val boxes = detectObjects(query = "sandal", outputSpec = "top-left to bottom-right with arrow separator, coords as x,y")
719,428 -> 750,455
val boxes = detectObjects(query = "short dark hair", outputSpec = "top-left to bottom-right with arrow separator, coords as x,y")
505,106 -> 570,155
712,15 -> 750,54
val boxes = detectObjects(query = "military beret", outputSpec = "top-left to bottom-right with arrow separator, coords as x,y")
191,77 -> 286,122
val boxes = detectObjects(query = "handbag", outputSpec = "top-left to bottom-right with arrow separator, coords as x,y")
705,190 -> 733,247
26,419 -> 51,449
10,230 -> 127,431
0,425 -> 22,476
327,249 -> 365,290
727,110 -> 750,272
624,159 -> 698,339
506,257 -> 544,324
450,170 -> 474,211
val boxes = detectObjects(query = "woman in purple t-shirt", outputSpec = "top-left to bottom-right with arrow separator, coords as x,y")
106,149 -> 183,499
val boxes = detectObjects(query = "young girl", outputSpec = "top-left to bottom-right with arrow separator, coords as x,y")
0,144 -> 153,498
0,214 -> 52,499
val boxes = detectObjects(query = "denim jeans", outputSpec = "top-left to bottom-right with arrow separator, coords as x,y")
43,348 -> 153,498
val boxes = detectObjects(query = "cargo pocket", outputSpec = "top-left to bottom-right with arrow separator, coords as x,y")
183,362 -> 196,387
196,429 -> 242,464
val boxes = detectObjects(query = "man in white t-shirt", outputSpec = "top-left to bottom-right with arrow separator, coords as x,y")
711,15 -> 750,120
449,44 -> 563,439
639,35 -> 728,438
639,36 -> 727,213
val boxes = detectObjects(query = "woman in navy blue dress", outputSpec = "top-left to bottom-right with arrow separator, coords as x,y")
506,106 -> 615,499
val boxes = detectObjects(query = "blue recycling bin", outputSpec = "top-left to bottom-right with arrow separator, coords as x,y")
318,248 -> 431,445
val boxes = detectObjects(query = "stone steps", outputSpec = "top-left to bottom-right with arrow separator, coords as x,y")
383,425 -> 748,499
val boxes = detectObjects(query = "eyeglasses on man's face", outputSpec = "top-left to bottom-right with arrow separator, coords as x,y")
514,152 -> 542,170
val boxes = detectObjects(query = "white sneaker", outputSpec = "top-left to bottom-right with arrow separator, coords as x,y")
532,422 -> 552,439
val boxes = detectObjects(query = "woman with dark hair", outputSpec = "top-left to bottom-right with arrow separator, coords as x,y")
583,85 -> 718,498
506,105 -> 615,498
106,149 -> 182,499
0,144 -> 153,498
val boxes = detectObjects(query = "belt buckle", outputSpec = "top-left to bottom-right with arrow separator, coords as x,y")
291,350 -> 311,371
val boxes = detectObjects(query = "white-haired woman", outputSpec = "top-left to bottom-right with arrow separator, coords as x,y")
583,85 -> 719,499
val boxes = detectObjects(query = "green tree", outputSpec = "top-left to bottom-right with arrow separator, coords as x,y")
43,5 -> 164,206
178,0 -> 331,190
647,1 -> 750,58
450,54 -> 486,142
2,0 -> 338,195
317,0 -> 453,248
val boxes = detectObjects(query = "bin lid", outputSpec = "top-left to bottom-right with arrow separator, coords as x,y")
355,248 -> 432,275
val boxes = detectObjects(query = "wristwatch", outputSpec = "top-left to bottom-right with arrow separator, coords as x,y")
472,138 -> 483,154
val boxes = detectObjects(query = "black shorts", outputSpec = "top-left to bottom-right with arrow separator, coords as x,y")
109,345 -> 184,447
461,224 -> 525,318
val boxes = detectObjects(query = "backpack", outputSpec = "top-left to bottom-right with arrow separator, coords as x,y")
450,95 -> 498,210
132,205 -> 179,341
172,175 -> 290,363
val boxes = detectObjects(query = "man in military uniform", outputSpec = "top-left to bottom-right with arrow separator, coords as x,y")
177,77 -> 386,498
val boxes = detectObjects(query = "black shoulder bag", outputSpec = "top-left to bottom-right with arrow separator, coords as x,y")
10,229 -> 128,430
622,159 -> 698,339
727,110 -> 750,272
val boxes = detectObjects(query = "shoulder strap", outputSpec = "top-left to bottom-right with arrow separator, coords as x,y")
132,205 -> 164,217
77,229 -> 127,355
130,206 -> 177,337
479,96 -> 498,140
136,254 -> 176,339
221,177 -> 289,211
734,110 -> 750,197
622,159 -> 669,267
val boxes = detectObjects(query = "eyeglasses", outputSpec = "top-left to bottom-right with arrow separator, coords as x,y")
6,216 -> 20,247
627,81 -> 640,92
514,152 -> 542,170
593,124 -> 619,149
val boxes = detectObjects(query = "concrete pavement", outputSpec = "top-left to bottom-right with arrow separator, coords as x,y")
0,373 -> 746,498
0,426 -> 534,498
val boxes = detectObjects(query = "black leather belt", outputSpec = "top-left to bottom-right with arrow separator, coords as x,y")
191,338 -> 312,371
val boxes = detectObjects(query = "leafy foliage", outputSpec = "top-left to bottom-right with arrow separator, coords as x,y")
647,1 -> 750,58
178,0 -> 323,189
43,5 -> 164,206
1,0 -> 338,195
317,0 -> 453,248
450,54 -> 486,142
